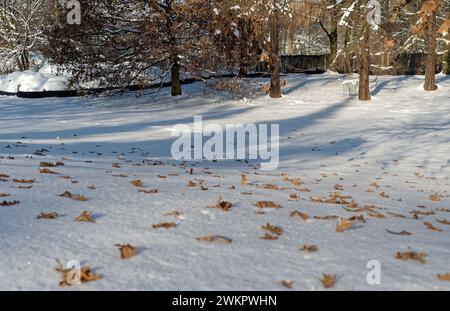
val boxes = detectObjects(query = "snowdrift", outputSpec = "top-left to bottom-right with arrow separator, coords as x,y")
0,65 -> 69,93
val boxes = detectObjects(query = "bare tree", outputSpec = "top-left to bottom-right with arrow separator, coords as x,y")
0,0 -> 50,72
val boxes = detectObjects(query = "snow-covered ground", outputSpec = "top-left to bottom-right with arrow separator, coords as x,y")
0,65 -> 69,93
0,73 -> 449,290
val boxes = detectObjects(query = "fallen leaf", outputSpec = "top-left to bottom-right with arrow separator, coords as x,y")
283,176 -> 303,186
280,280 -> 293,289
196,235 -> 232,244
130,179 -> 144,187
164,210 -> 182,218
289,193 -> 299,200
241,174 -> 248,186
187,180 -> 196,187
56,259 -> 102,286
320,274 -> 337,288
59,191 -> 87,201
37,212 -> 58,219
336,219 -> 356,232
255,201 -> 280,208
74,211 -> 95,223
290,210 -> 310,220
17,185 -> 33,189
262,183 -> 281,190
208,196 -> 232,211
429,193 -> 443,202
262,223 -> 283,235
367,212 -> 386,218
395,251 -> 427,264
334,184 -> 344,191
310,192 -> 355,205
115,244 -> 138,259
39,168 -> 59,174
437,273 -> 450,281
300,245 -> 318,253
379,192 -> 389,198
152,222 -> 177,229
386,229 -> 412,236
423,221 -> 442,232
1,200 -> 19,206
13,178 -> 35,183
139,188 -> 159,194
260,233 -> 278,240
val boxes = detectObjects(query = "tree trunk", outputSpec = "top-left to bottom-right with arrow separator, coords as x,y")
269,7 -> 281,98
424,11 -> 437,91
328,8 -> 338,71
359,25 -> 371,101
171,57 -> 182,96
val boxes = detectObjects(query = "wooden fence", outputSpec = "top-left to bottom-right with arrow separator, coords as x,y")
274,53 -> 444,75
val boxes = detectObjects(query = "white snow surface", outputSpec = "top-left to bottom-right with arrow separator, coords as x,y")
0,73 -> 450,290
0,65 -> 69,92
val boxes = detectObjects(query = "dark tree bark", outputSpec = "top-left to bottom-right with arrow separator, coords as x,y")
329,15 -> 338,71
424,9 -> 438,91
359,25 -> 371,101
171,57 -> 182,96
269,7 -> 281,98
319,4 -> 338,71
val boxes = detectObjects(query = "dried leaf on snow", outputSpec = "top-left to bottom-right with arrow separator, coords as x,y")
386,229 -> 412,236
395,251 -> 427,264
152,222 -> 177,229
290,210 -> 310,220
139,188 -> 159,194
262,223 -> 283,235
13,178 -> 35,183
429,193 -> 443,202
280,280 -> 293,289
336,219 -> 356,232
320,274 -> 337,288
130,179 -> 144,187
437,273 -> 450,281
1,200 -> 19,206
37,212 -> 59,220
56,259 -> 102,287
196,235 -> 232,244
115,244 -> 138,259
208,196 -> 232,211
39,168 -> 59,174
423,221 -> 442,232
241,174 -> 248,186
255,201 -> 280,209
260,233 -> 278,240
74,211 -> 96,223
164,210 -> 182,218
300,245 -> 318,253
59,191 -> 87,201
